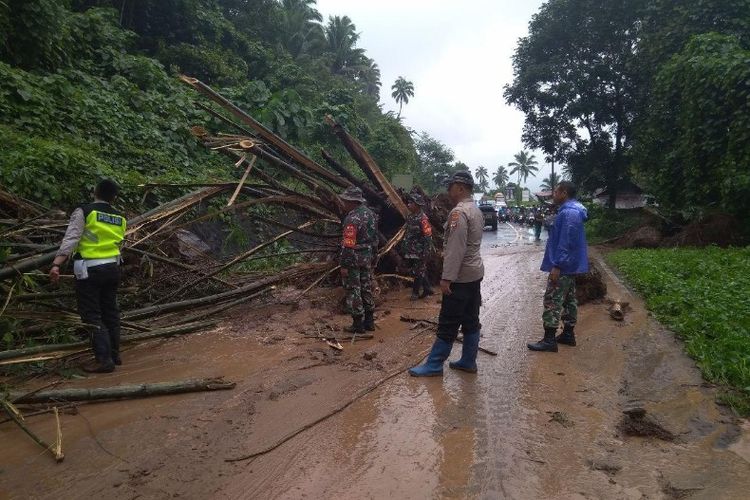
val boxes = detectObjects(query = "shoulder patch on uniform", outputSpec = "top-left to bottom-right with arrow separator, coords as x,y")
449,211 -> 460,229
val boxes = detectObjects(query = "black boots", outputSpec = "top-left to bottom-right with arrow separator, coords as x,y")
411,277 -> 420,301
556,325 -> 576,346
363,310 -> 375,332
419,278 -> 435,299
84,328 -> 115,373
527,327 -> 559,352
344,315 -> 365,334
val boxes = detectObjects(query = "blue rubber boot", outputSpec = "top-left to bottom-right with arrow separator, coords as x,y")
449,331 -> 480,373
409,338 -> 453,377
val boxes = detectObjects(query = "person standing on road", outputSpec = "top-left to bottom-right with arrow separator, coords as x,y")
527,181 -> 589,353
49,179 -> 126,373
533,207 -> 544,241
410,171 -> 484,377
339,187 -> 378,335
402,193 -> 434,300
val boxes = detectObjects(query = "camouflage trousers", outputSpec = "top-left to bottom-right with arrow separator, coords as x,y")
405,257 -> 427,281
542,274 -> 578,329
344,266 -> 375,317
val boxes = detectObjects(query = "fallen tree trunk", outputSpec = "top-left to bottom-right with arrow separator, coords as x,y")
157,220 -> 317,303
0,250 -> 57,281
324,115 -> 408,219
180,75 -> 348,189
123,264 -> 328,320
9,378 -> 236,404
0,321 -> 216,362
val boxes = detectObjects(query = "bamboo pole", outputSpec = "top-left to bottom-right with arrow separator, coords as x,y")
123,264 -> 327,320
0,321 -> 216,362
8,378 -> 236,404
0,399 -> 64,462
227,155 -> 257,206
324,115 -> 409,219
180,76 -> 348,189
157,220 -> 317,303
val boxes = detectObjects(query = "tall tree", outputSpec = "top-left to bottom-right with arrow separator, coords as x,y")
475,166 -> 489,193
414,132 -> 455,194
507,150 -> 539,185
504,0 -> 644,208
493,165 -> 509,190
324,15 -> 366,75
279,0 -> 325,59
391,76 -> 414,119
540,172 -> 560,191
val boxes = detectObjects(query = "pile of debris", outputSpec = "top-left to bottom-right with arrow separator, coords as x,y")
0,76 -> 452,462
0,76 -> 447,370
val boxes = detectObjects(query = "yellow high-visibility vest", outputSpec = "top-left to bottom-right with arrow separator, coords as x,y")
76,203 -> 126,259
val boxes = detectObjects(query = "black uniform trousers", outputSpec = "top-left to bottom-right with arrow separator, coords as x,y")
75,263 -> 121,363
436,279 -> 482,342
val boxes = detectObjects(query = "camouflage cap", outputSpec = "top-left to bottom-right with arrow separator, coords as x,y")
446,171 -> 474,188
339,186 -> 365,203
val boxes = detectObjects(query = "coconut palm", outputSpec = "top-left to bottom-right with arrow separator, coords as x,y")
540,172 -> 561,191
279,0 -> 325,59
391,77 -> 415,118
355,58 -> 381,99
475,166 -> 490,193
493,165 -> 509,190
507,150 -> 539,185
325,15 -> 365,74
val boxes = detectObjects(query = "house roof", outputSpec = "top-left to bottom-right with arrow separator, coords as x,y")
595,179 -> 644,197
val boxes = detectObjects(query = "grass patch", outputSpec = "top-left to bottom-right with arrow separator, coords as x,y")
585,206 -> 647,245
608,247 -> 750,415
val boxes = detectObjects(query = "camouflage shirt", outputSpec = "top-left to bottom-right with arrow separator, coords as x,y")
402,211 -> 433,259
340,204 -> 378,268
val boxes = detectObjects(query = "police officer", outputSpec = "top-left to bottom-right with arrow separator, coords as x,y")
49,179 -> 126,373
339,186 -> 378,334
403,193 -> 434,300
410,171 -> 484,376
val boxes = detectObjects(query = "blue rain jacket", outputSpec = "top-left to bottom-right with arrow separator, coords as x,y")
541,200 -> 589,275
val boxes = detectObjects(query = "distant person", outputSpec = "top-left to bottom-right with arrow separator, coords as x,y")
402,194 -> 434,300
49,179 -> 126,373
533,207 -> 544,241
527,181 -> 589,352
338,187 -> 378,335
410,171 -> 484,376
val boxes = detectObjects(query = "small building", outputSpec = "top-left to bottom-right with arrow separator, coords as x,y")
593,181 -> 652,209
521,188 -> 531,202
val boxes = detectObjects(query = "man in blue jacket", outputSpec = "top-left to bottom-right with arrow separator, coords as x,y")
528,181 -> 589,352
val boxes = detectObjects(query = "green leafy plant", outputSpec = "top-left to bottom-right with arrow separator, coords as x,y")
608,247 -> 750,415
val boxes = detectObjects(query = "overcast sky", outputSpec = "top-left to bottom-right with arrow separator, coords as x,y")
316,0 -> 548,191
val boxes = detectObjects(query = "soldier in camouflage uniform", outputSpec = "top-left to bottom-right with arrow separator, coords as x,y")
528,181 -> 589,352
339,187 -> 378,334
402,194 -> 434,300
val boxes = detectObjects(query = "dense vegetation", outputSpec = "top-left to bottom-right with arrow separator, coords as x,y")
0,0 -> 465,210
609,247 -> 750,415
506,0 -> 750,223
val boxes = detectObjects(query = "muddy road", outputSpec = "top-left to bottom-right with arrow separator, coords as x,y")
2,226 -> 749,499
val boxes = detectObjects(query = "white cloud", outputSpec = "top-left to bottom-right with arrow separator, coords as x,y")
315,0 -> 550,190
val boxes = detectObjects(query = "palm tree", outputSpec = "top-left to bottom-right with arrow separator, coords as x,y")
355,58 -> 381,99
540,172 -> 561,191
391,77 -> 415,118
493,165 -> 509,190
475,166 -> 489,192
507,150 -> 539,185
280,0 -> 325,59
325,15 -> 365,74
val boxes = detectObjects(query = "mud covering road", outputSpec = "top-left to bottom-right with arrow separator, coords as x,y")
2,224 -> 749,499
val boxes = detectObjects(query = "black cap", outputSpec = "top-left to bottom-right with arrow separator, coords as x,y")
446,171 -> 474,188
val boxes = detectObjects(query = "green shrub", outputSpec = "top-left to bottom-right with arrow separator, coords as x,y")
609,247 -> 750,414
